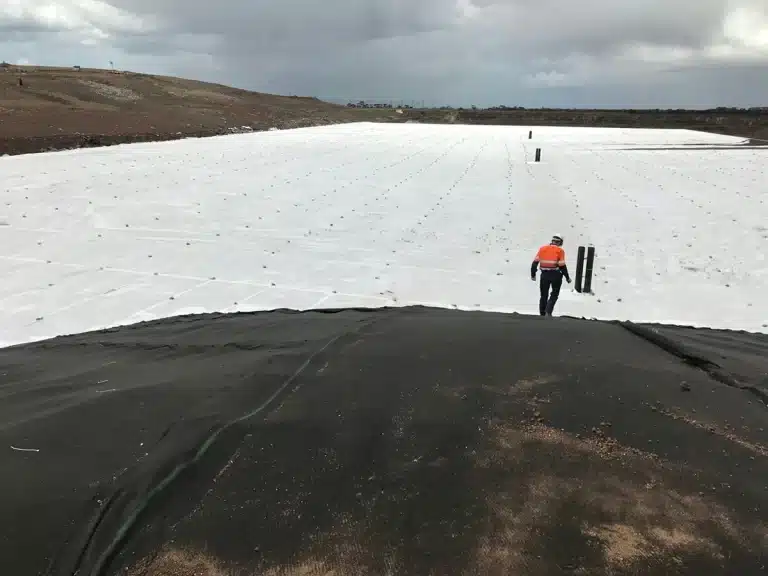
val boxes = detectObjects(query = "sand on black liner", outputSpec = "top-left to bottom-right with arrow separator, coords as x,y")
0,307 -> 766,575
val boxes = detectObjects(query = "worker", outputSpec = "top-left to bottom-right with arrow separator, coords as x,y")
531,234 -> 571,316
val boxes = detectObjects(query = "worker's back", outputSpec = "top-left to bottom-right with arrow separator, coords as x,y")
535,244 -> 566,270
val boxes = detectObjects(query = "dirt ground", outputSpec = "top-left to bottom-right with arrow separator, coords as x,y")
1,65 -> 765,155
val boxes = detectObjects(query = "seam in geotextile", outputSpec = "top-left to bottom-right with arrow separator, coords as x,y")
77,317 -> 380,576
618,321 -> 768,407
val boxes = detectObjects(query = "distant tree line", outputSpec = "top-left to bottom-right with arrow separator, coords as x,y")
346,101 -> 415,109
452,106 -> 768,113
342,100 -> 766,113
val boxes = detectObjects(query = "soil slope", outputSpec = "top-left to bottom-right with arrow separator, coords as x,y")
0,65 -> 399,155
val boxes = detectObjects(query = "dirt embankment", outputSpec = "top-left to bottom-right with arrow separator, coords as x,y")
0,65 -> 399,155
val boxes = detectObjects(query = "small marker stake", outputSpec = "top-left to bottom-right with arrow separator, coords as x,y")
535,148 -> 541,162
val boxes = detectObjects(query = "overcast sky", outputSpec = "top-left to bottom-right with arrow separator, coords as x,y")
1,0 -> 766,107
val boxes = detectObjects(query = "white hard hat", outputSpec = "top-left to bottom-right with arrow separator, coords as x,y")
552,233 -> 563,243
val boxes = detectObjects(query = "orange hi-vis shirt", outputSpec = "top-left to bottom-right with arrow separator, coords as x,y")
534,244 -> 566,270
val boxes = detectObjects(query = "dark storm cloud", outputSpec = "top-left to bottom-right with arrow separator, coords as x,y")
0,21 -> 49,37
108,0 -> 458,46
105,0 -> 729,57
0,1 -> 766,106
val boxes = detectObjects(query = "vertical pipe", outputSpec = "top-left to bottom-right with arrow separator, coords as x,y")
575,246 -> 585,293
584,246 -> 596,293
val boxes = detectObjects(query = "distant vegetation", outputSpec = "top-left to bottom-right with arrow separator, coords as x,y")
393,107 -> 768,143
346,100 -> 768,114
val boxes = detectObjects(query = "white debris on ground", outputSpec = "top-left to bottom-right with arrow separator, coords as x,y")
0,123 -> 765,346
78,79 -> 141,102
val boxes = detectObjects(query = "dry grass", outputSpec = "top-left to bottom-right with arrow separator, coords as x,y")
78,79 -> 141,102
158,85 -> 241,104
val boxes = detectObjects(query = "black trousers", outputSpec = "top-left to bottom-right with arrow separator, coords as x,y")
539,270 -> 563,316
